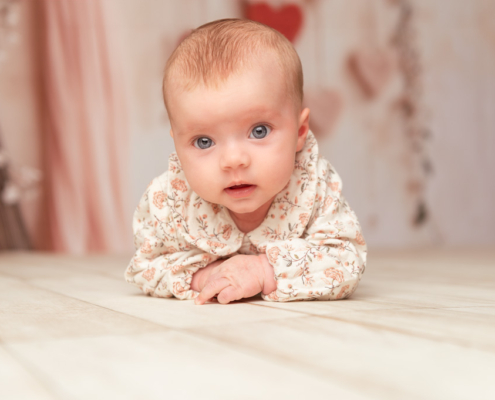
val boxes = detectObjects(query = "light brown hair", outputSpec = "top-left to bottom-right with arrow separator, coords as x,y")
163,18 -> 303,116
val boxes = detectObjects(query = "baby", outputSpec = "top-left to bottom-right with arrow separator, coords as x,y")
125,18 -> 367,305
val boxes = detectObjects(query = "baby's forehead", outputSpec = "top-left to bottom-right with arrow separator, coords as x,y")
170,68 -> 292,112
168,68 -> 298,131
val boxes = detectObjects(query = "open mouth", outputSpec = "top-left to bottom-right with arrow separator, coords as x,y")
224,184 -> 256,198
229,184 -> 252,189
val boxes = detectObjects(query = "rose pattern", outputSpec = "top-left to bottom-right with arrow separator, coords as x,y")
323,195 -> 334,212
171,178 -> 187,192
125,131 -> 367,301
140,239 -> 153,254
324,267 -> 345,283
173,281 -> 187,296
267,246 -> 280,265
355,231 -> 366,246
298,213 -> 309,226
142,267 -> 156,282
153,191 -> 166,209
222,224 -> 232,240
206,240 -> 226,249
336,284 -> 351,299
170,264 -> 185,274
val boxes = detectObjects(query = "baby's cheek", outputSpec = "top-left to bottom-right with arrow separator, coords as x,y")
193,180 -> 217,202
261,153 -> 295,186
182,163 -> 214,198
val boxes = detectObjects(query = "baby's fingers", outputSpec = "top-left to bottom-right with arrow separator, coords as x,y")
195,277 -> 230,305
217,286 -> 242,305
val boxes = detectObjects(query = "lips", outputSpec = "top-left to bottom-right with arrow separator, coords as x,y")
229,184 -> 251,189
224,182 -> 256,198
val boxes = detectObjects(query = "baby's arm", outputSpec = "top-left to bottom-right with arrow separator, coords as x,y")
260,160 -> 367,302
194,254 -> 277,304
125,177 -> 220,299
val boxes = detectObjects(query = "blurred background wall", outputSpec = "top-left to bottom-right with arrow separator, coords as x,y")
0,0 -> 493,253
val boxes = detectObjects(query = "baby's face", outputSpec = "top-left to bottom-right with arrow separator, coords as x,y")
168,58 -> 309,222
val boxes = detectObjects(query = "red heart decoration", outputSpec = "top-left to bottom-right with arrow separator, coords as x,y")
244,3 -> 304,43
348,47 -> 397,98
303,89 -> 344,139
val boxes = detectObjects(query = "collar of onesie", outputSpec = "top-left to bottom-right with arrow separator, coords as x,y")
166,131 -> 319,256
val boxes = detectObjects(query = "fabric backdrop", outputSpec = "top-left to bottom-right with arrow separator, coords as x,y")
40,0 -> 132,253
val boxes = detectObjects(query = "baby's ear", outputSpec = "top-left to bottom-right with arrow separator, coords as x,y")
296,108 -> 310,151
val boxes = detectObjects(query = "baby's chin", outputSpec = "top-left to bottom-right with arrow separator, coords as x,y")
194,189 -> 276,216
204,196 -> 265,215
225,197 -> 277,217
224,203 -> 261,215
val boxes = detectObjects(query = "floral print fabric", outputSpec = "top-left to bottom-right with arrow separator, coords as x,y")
125,131 -> 367,301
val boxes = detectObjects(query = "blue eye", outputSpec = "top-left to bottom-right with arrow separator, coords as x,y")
250,125 -> 271,139
194,137 -> 214,149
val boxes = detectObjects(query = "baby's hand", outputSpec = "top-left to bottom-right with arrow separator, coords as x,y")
195,254 -> 275,305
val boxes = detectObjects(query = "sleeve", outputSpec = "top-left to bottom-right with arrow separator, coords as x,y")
261,161 -> 367,302
124,176 -> 219,300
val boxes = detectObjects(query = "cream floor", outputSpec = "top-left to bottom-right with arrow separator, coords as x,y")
0,249 -> 494,400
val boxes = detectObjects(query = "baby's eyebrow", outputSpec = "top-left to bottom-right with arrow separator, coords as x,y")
179,125 -> 211,135
245,106 -> 279,118
174,120 -> 210,133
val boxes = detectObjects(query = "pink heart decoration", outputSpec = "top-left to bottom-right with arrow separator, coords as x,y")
244,3 -> 304,43
303,89 -> 344,139
348,47 -> 396,98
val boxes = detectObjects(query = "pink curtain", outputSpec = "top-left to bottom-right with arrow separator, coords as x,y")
40,0 -> 132,253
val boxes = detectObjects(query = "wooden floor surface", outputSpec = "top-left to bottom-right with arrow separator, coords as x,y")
0,249 -> 494,400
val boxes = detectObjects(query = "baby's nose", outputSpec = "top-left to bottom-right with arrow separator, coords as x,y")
220,146 -> 250,170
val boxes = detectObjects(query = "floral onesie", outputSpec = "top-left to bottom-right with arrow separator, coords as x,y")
125,131 -> 367,302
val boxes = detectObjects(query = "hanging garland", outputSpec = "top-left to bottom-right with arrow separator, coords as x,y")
346,0 -> 432,227
390,0 -> 432,226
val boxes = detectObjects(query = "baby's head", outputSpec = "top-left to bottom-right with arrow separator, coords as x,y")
162,19 -> 310,223
163,18 -> 304,117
